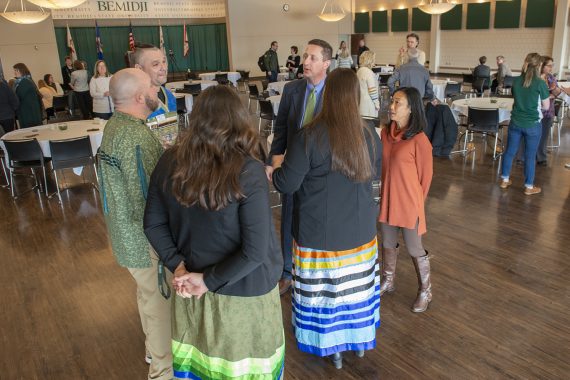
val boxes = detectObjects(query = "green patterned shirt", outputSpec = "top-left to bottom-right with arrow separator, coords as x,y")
98,111 -> 164,268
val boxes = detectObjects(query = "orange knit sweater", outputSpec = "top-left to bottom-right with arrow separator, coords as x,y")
379,123 -> 433,235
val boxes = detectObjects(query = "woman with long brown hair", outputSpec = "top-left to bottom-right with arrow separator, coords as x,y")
272,68 -> 381,369
12,63 -> 42,128
500,53 -> 549,195
143,85 -> 284,379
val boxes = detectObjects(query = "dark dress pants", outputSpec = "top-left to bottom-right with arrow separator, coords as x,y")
280,193 -> 293,280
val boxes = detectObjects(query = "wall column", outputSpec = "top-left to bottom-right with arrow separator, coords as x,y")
429,14 -> 441,73
552,0 -> 569,77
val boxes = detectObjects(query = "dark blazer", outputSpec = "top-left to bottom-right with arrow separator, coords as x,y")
0,80 -> 19,121
15,78 -> 43,129
424,103 -> 458,157
269,78 -> 324,160
144,152 -> 283,297
272,121 -> 382,251
473,64 -> 491,79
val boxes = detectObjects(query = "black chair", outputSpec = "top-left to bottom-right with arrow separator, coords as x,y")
52,95 -> 70,117
236,70 -> 250,93
48,136 -> 97,203
214,73 -> 229,85
379,73 -> 392,86
248,84 -> 263,113
472,77 -> 490,95
444,82 -> 462,101
258,99 -> 276,134
3,138 -> 50,198
187,71 -> 199,80
461,73 -> 474,92
463,107 -> 503,160
499,75 -> 515,95
549,99 -> 564,149
183,83 -> 202,96
175,96 -> 186,114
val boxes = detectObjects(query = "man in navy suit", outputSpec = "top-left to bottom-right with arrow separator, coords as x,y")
266,39 -> 333,295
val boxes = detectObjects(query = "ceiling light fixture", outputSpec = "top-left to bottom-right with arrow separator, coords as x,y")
27,0 -> 86,9
318,0 -> 346,22
418,0 -> 456,14
1,0 -> 50,24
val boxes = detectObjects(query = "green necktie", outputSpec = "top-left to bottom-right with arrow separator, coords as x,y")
302,87 -> 317,127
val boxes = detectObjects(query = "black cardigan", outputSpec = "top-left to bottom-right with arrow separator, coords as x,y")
272,121 -> 382,251
144,152 -> 282,297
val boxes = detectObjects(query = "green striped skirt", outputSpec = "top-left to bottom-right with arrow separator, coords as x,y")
172,286 -> 285,379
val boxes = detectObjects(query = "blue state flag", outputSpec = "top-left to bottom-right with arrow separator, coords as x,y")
96,21 -> 104,60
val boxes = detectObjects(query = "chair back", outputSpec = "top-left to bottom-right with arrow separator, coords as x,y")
259,99 -> 275,119
248,84 -> 260,97
502,75 -> 515,89
462,73 -> 474,84
472,77 -> 490,93
261,79 -> 269,91
52,96 -> 68,113
379,74 -> 391,85
468,107 -> 499,133
49,136 -> 94,170
183,83 -> 202,95
242,71 -> 250,80
3,138 -> 44,164
371,67 -> 383,74
445,82 -> 462,98
175,96 -> 186,113
214,73 -> 228,85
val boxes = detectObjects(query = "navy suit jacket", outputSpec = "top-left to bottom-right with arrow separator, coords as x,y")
269,78 -> 324,159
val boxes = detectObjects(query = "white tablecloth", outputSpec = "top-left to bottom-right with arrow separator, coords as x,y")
451,97 -> 514,123
165,80 -> 217,113
1,119 -> 107,158
199,72 -> 241,87
374,65 -> 394,73
432,79 -> 459,101
268,81 -> 289,96
277,72 -> 289,81
268,95 -> 281,116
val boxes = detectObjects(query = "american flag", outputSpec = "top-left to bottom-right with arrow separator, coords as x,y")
183,21 -> 189,57
95,21 -> 104,60
128,21 -> 135,52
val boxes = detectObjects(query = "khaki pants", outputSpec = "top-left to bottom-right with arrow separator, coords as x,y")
128,249 -> 173,380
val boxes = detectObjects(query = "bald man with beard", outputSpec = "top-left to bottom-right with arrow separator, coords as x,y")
98,68 -> 172,380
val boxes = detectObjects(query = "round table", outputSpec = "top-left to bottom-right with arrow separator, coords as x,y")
267,95 -> 281,116
198,72 -> 241,87
432,79 -> 459,101
165,80 -> 218,113
451,97 -> 514,123
1,119 -> 106,158
267,81 -> 289,96
277,72 -> 289,81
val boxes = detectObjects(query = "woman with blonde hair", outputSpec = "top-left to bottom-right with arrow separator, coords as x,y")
357,51 -> 379,118
38,78 -> 57,119
336,41 -> 353,69
499,53 -> 549,195
90,60 -> 113,119
144,85 -> 284,379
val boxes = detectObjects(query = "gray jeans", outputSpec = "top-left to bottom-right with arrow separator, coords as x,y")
380,221 -> 426,257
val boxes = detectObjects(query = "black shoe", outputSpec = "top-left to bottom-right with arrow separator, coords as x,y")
537,161 -> 547,167
331,352 -> 343,369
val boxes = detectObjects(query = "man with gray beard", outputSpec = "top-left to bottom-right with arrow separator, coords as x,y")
98,68 -> 172,380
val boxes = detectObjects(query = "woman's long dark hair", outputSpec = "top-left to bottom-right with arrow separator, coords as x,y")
393,87 -> 427,140
307,68 -> 372,182
170,86 -> 264,210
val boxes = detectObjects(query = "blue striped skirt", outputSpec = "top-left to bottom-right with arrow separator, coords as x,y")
291,238 -> 380,357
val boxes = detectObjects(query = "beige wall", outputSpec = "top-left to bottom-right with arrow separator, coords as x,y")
226,0 -> 352,76
364,31 -> 430,65
0,17 -> 62,83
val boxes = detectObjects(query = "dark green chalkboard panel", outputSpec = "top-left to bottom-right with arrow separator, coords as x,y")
495,0 -> 521,28
441,4 -> 462,30
355,12 -> 370,33
412,8 -> 431,31
392,9 -> 409,32
467,2 -> 490,29
525,0 -> 554,28
372,10 -> 388,32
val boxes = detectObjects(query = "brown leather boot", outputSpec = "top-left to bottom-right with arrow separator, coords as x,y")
411,253 -> 432,313
379,246 -> 399,295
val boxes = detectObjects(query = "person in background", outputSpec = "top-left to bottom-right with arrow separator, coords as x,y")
272,68 -> 381,370
499,53 -> 549,195
388,48 -> 434,100
267,38 -> 333,296
357,51 -> 380,118
286,45 -> 300,80
264,41 -> 280,83
337,41 -> 353,69
357,38 -> 369,60
61,56 -> 74,92
144,85 -> 284,380
70,60 -> 92,119
536,56 -> 557,166
44,74 -> 64,95
13,63 -> 43,128
38,79 -> 58,119
396,33 -> 426,67
0,78 -> 19,134
491,55 -> 513,93
473,56 -> 491,80
379,86 -> 434,313
98,68 -> 172,380
90,60 -> 114,120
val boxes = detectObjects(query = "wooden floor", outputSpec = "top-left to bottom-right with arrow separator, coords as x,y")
1,103 -> 569,379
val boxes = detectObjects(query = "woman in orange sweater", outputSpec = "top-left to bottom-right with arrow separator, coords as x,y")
379,87 -> 433,313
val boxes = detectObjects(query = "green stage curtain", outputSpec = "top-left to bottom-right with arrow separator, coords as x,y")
55,24 -> 229,75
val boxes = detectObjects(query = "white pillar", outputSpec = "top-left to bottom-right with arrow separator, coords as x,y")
429,14 -> 441,73
552,0 -> 569,77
